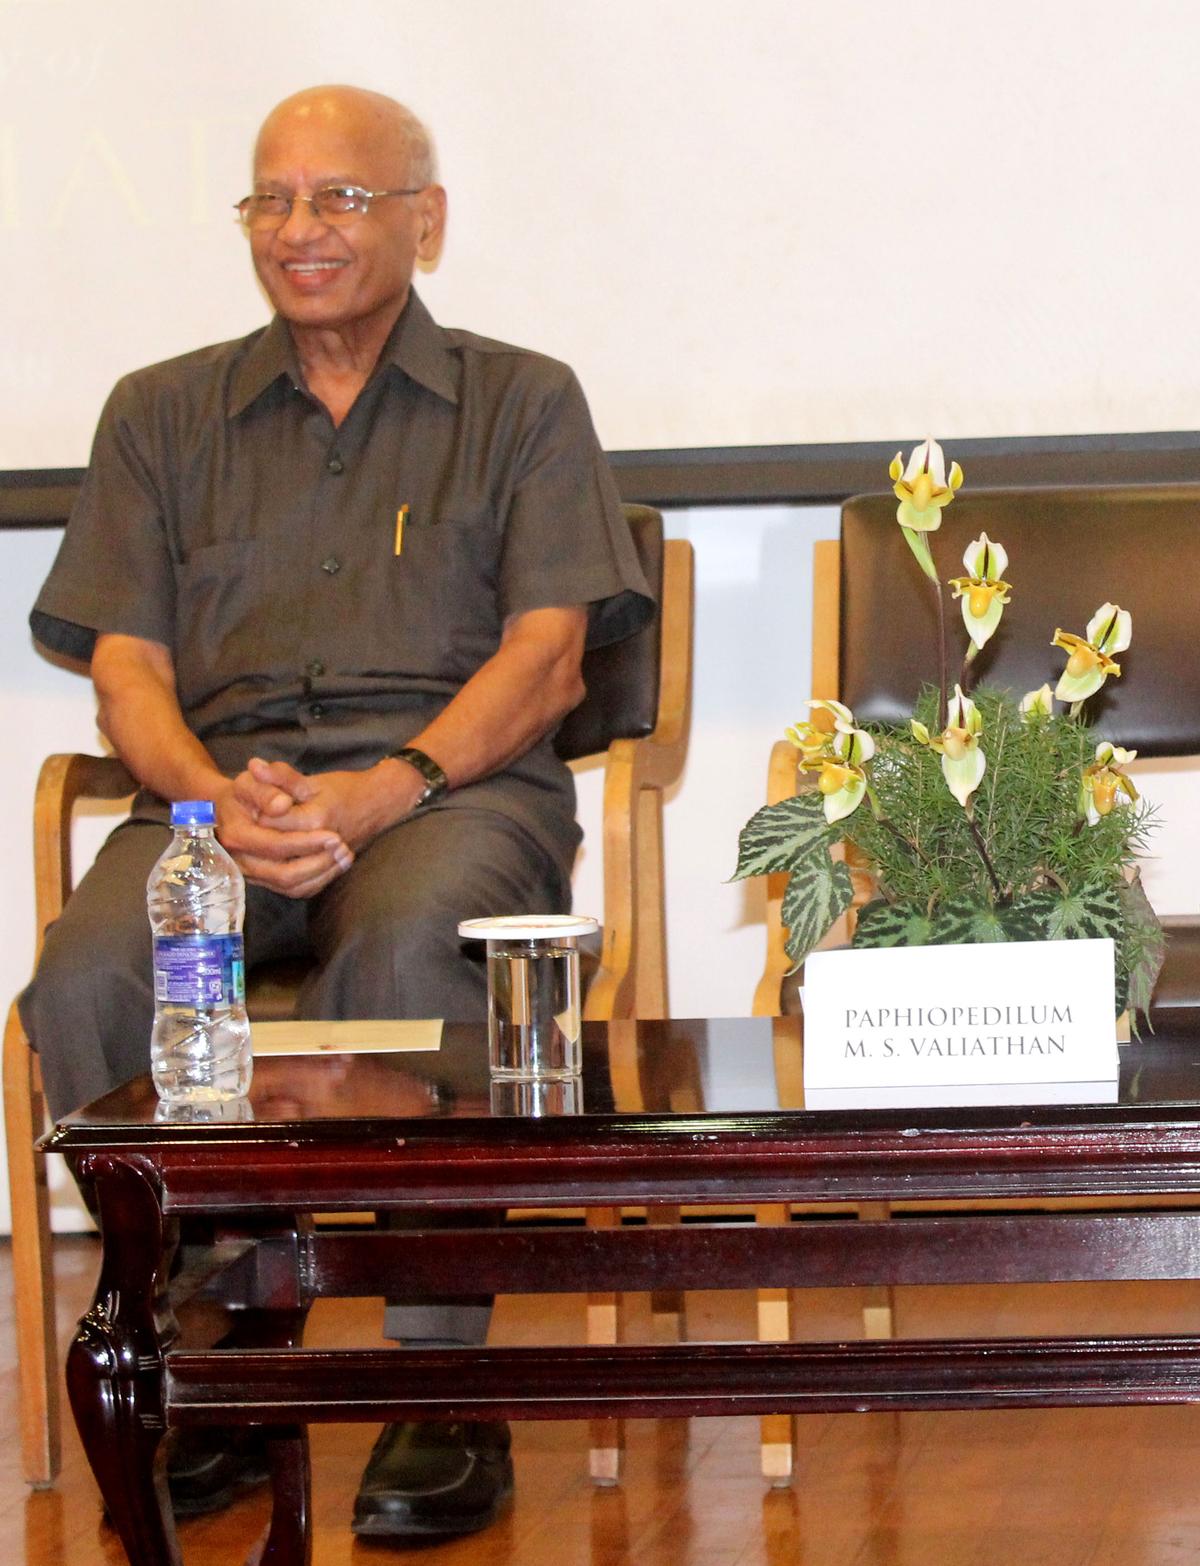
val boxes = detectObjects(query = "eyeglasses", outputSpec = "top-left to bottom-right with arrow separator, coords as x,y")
235,185 -> 425,230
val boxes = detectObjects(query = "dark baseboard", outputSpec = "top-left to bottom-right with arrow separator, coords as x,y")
6,430 -> 1200,527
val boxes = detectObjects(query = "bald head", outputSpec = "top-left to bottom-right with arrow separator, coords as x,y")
254,86 -> 437,189
246,84 -> 447,341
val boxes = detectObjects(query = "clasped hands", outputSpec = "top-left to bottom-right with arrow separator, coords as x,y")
215,755 -> 426,898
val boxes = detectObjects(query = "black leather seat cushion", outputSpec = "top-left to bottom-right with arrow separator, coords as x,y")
841,486 -> 1200,757
554,505 -> 663,763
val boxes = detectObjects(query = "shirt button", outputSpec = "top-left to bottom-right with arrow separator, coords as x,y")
321,556 -> 341,575
327,455 -> 345,475
309,703 -> 326,720
306,659 -> 325,678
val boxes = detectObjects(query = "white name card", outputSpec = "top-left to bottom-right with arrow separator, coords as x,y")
802,938 -> 1118,1109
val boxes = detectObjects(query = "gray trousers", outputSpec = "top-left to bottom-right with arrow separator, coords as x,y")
21,802 -> 568,1346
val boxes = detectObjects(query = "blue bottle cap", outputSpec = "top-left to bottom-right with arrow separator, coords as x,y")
170,800 -> 216,827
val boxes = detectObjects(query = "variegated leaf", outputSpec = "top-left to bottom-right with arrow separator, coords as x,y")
996,897 -> 1056,943
852,900 -> 933,949
732,793 -> 833,882
781,852 -> 853,968
929,897 -> 1009,944
1118,872 -> 1167,1021
1018,882 -> 1123,942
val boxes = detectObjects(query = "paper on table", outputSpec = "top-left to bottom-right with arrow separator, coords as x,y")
251,1019 -> 443,1056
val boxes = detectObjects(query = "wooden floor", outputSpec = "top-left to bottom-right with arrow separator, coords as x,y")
7,1235 -> 1200,1564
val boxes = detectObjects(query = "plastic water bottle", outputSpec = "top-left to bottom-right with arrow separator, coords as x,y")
147,800 -> 252,1105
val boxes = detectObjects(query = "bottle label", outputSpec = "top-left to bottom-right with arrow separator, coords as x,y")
153,934 -> 246,1007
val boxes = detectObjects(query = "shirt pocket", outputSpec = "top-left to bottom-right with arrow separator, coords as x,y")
390,507 -> 504,672
173,538 -> 268,706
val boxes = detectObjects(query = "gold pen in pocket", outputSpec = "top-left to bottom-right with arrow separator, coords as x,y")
394,504 -> 409,555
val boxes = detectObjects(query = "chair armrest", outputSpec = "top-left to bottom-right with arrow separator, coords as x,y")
751,741 -> 800,1017
34,753 -> 136,944
630,537 -> 693,790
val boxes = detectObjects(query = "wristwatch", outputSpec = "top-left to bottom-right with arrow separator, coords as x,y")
390,745 -> 449,806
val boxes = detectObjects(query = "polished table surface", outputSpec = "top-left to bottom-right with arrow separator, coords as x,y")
44,1016 -> 1200,1566
48,1015 -> 1200,1204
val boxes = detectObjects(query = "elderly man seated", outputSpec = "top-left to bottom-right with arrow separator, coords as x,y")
23,83 -> 651,1543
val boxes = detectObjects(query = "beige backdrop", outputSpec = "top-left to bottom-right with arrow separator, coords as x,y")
3,0 -> 1199,1228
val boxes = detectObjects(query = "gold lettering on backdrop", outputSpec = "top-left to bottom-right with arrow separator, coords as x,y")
49,127 -> 151,227
149,112 -> 250,228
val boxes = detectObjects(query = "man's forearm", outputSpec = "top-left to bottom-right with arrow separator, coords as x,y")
398,605 -> 588,790
241,606 -> 590,848
92,633 -> 227,800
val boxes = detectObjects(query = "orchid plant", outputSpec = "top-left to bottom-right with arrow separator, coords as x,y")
734,440 -> 1164,1019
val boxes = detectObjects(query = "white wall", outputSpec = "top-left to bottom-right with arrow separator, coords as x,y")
4,507 -> 1198,1232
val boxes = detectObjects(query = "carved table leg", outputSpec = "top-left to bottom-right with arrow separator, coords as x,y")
66,1155 -> 181,1566
256,1424 -> 311,1566
239,1214 -> 314,1566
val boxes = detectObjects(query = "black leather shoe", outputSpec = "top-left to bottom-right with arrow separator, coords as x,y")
352,1420 -> 514,1540
166,1426 -> 271,1517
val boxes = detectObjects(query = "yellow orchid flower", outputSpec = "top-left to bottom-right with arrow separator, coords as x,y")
949,533 -> 1013,650
888,437 -> 964,534
911,684 -> 985,809
785,698 -> 855,761
795,701 -> 875,824
1019,683 -> 1054,721
1079,741 -> 1139,824
1052,603 -> 1132,704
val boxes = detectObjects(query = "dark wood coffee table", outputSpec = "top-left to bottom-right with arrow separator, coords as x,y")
45,1015 -> 1200,1566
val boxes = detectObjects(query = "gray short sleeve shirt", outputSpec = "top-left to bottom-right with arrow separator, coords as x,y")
31,290 -> 655,872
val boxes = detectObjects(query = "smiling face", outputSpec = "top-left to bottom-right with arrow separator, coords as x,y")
248,87 -> 445,339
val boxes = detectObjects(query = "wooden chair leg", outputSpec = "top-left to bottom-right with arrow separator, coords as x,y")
586,1205 -> 623,1484
633,787 -> 668,1020
648,1205 -> 686,1343
858,1202 -> 896,1339
756,1204 -> 794,1484
3,1000 -> 61,1486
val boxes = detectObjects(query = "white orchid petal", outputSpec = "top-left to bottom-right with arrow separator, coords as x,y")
963,532 -> 1006,580
949,685 -> 981,733
848,727 -> 876,764
822,774 -> 867,825
1107,608 -> 1133,654
1019,683 -> 1054,718
1085,602 -> 1132,655
1055,665 -> 1107,703
808,698 -> 855,727
834,725 -> 874,766
941,744 -> 986,809
961,591 -> 1005,650
897,497 -> 944,533
902,440 -> 928,484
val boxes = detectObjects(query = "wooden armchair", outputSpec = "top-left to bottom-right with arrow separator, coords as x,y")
751,484 -> 1200,1483
759,485 -> 1200,1030
4,504 -> 693,1487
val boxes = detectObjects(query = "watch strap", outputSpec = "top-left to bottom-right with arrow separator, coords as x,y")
391,746 -> 449,805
